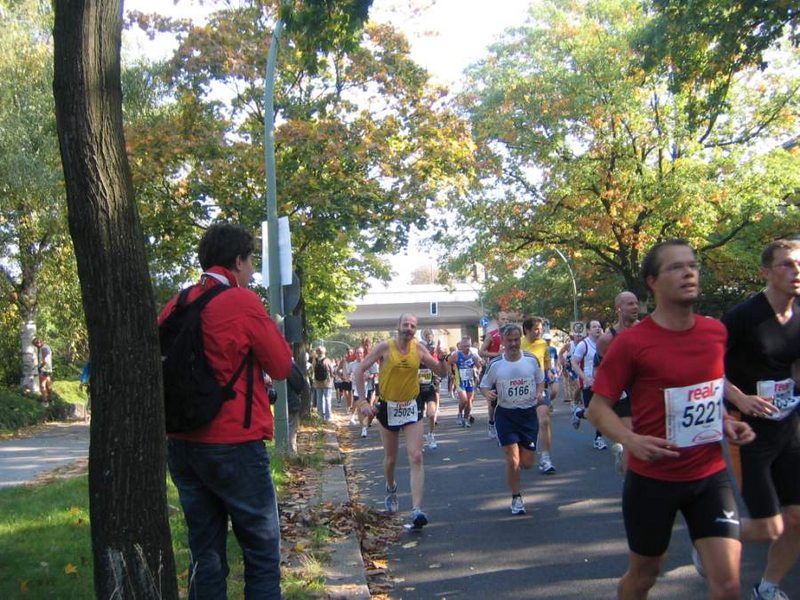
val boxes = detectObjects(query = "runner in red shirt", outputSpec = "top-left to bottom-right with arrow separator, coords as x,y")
587,239 -> 754,600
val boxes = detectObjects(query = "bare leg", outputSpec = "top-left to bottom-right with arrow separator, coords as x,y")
618,552 -> 664,600
695,537 -> 742,600
403,420 -> 425,509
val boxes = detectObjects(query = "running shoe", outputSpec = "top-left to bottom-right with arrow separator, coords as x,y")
510,495 -> 525,515
691,546 -> 705,578
349,414 -> 358,425
385,484 -> 399,514
361,426 -> 368,438
456,415 -> 464,427
487,422 -> 497,439
593,436 -> 608,451
465,418 -> 471,428
611,443 -> 625,475
571,407 -> 582,430
751,585 -> 789,600
410,508 -> 428,530
428,433 -> 438,450
538,458 -> 556,474
469,415 -> 475,424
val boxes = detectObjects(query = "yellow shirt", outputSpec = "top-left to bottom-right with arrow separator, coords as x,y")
379,339 -> 420,401
521,337 -> 550,371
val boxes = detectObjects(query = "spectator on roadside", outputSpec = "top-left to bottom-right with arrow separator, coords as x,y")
160,223 -> 292,599
32,337 -> 53,403
312,346 -> 335,422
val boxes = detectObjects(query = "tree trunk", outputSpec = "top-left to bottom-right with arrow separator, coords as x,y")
20,320 -> 39,394
52,0 -> 178,598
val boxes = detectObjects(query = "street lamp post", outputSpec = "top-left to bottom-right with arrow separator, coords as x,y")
552,248 -> 579,323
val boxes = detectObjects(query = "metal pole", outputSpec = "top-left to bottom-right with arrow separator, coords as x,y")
553,247 -> 579,323
265,17 -> 288,452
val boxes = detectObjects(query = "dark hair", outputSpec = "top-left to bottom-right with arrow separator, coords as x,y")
761,236 -> 800,267
521,316 -> 543,334
639,239 -> 693,288
198,224 -> 254,271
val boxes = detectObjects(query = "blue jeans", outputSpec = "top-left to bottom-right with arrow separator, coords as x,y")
315,387 -> 332,421
167,439 -> 282,600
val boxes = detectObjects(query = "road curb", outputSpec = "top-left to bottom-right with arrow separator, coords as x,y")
316,427 -> 371,599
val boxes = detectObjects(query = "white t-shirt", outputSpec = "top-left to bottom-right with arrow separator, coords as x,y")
479,353 -> 544,410
572,337 -> 597,387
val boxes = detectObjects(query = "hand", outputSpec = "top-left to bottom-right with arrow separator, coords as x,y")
626,434 -> 681,462
724,418 -> 755,445
482,388 -> 497,402
737,394 -> 778,419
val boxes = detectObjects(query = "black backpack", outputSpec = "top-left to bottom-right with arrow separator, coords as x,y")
313,358 -> 329,382
159,284 -> 253,433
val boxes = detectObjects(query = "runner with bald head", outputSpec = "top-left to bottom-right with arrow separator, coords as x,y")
354,313 -> 448,530
597,291 -> 640,472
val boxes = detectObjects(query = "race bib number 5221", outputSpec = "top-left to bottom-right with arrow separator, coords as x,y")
664,378 -> 724,448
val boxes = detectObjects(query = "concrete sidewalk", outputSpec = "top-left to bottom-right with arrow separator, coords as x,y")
0,421 -> 89,488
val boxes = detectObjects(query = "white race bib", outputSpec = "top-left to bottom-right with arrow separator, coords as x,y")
419,368 -> 433,385
459,368 -> 474,385
496,377 -> 536,409
387,400 -> 418,427
757,378 -> 799,421
664,378 -> 724,448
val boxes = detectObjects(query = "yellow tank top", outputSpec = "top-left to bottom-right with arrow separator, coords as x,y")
379,339 -> 420,401
521,337 -> 550,370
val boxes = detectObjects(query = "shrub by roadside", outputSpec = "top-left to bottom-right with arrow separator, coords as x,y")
0,387 -> 74,435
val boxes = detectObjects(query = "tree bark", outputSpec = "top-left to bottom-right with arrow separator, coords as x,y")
52,0 -> 178,597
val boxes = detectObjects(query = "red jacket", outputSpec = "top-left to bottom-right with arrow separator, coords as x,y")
159,267 -> 292,443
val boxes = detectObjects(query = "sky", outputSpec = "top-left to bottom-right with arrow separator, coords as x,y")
122,0 -> 533,283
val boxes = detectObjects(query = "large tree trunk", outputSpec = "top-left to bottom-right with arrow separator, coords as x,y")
52,0 -> 178,598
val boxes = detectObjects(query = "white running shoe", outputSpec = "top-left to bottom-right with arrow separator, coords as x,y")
594,436 -> 608,450
487,423 -> 497,439
538,458 -> 556,474
428,433 -> 437,449
511,495 -> 525,515
751,584 -> 789,600
611,443 -> 625,474
385,484 -> 399,514
361,426 -> 368,438
349,414 -> 358,425
571,407 -> 582,430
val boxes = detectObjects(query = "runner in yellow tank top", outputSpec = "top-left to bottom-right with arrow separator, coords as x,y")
521,316 -> 556,474
354,313 -> 447,530
380,338 -> 421,401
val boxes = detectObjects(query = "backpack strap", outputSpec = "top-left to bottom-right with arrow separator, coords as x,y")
180,283 -> 256,429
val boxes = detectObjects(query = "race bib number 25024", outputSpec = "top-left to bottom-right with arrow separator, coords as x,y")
664,378 -> 724,448
387,400 -> 418,427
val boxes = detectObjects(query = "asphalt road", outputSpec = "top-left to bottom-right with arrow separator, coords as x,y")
344,389 -> 800,600
0,421 -> 89,488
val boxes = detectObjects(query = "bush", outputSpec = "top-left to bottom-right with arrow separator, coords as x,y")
0,387 -> 74,434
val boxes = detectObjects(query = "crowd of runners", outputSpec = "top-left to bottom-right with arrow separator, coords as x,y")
313,236 -> 800,600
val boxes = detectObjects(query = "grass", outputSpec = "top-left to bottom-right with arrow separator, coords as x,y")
0,426 -> 331,599
0,387 -> 74,435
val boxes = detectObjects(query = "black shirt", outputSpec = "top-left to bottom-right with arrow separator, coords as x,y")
722,292 -> 800,395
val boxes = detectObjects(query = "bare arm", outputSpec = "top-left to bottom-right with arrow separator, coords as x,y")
354,342 -> 388,401
586,392 -> 680,462
723,378 -> 778,417
595,331 -> 613,358
418,342 -> 449,377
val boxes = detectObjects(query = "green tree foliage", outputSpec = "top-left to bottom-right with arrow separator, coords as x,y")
452,0 -> 800,314
0,0 -> 84,388
637,0 -> 800,129
125,0 -> 475,339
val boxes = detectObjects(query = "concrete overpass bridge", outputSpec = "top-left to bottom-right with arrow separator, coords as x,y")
343,283 -> 485,343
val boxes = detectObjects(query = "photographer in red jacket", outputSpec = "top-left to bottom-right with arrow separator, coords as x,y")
160,224 -> 291,599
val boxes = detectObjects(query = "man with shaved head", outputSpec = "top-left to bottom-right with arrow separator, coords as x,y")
596,291 -> 641,472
